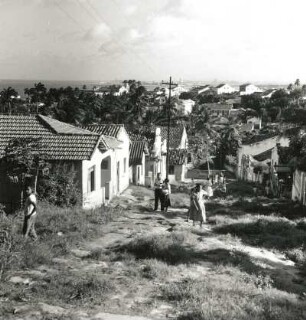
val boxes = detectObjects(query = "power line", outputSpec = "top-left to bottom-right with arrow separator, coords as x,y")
86,0 -> 156,76
54,0 -> 87,32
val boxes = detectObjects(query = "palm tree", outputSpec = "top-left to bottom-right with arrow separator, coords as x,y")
0,87 -> 18,114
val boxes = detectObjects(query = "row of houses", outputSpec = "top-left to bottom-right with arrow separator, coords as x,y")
190,83 -> 264,96
0,115 -> 189,210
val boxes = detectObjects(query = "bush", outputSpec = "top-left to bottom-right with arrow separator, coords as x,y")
38,165 -> 80,207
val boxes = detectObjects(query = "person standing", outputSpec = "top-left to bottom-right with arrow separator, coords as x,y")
189,184 -> 207,227
23,185 -> 38,241
162,178 -> 171,212
154,173 -> 164,211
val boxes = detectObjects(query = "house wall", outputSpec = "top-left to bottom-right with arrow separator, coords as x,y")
178,128 -> 188,149
292,169 -> 306,204
217,85 -> 236,95
82,148 -> 113,209
114,128 -> 130,194
240,85 -> 263,95
129,152 -> 146,186
237,136 -> 289,179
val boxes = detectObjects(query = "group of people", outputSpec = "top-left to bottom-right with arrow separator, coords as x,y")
154,173 -> 171,212
154,173 -> 214,228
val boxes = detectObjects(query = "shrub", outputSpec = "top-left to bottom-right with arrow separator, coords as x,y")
38,165 -> 80,207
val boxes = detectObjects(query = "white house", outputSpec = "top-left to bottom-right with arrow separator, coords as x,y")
180,99 -> 195,115
83,124 -> 130,196
247,117 -> 262,129
237,135 -> 290,181
129,141 -> 148,186
240,83 -> 263,95
130,125 -> 189,186
215,83 -> 237,95
0,115 -> 122,210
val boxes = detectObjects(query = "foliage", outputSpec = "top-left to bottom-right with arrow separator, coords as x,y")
38,164 -> 80,207
3,137 -> 49,190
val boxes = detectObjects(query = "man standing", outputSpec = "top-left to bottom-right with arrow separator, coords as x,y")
23,185 -> 38,241
154,172 -> 164,211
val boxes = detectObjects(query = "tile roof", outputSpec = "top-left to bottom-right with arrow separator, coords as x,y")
253,148 -> 274,162
0,115 -> 102,160
101,135 -> 122,149
129,141 -> 148,166
216,83 -> 226,88
39,115 -> 94,135
160,126 -> 185,149
169,149 -> 188,165
83,124 -> 124,138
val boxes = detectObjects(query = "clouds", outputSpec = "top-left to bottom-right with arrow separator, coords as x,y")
1,0 -> 306,82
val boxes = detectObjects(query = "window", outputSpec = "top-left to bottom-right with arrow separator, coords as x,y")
88,166 -> 95,192
101,158 -> 108,170
169,165 -> 175,175
124,158 -> 127,173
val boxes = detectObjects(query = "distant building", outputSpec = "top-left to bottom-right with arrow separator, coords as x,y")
129,125 -> 189,185
189,85 -> 211,96
215,83 -> 237,95
247,117 -> 262,129
239,83 -> 263,95
203,103 -> 233,117
180,99 -> 195,114
237,135 -> 290,181
261,89 -> 277,99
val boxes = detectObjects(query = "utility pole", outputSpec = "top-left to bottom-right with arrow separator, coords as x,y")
162,76 -> 177,178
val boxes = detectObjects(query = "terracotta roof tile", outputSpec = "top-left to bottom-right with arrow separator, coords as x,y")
129,141 -> 148,166
83,124 -> 124,138
0,115 -> 102,160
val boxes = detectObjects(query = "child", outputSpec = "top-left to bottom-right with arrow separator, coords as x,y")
162,178 -> 171,212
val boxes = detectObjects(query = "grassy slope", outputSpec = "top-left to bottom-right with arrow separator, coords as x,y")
1,184 -> 306,320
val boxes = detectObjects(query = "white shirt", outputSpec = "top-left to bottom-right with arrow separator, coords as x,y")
24,194 -> 37,217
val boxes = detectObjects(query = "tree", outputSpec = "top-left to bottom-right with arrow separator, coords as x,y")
287,83 -> 293,91
188,105 -> 219,172
0,87 -> 18,113
3,137 -> 49,204
295,79 -> 301,87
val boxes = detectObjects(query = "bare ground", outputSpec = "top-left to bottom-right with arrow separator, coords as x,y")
2,185 -> 306,319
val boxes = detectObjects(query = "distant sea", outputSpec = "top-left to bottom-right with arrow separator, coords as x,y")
0,79 -> 105,98
0,79 -> 287,98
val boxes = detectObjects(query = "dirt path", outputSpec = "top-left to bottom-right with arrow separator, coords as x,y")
3,186 -> 306,320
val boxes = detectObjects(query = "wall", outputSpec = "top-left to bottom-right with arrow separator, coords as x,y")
292,169 -> 306,204
82,148 -> 113,209
114,128 -> 130,194
130,152 -> 146,186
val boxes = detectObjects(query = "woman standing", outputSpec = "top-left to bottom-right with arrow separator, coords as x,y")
189,184 -> 207,227
162,178 -> 171,212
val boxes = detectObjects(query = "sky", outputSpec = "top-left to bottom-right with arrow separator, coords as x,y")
1,0 -> 306,83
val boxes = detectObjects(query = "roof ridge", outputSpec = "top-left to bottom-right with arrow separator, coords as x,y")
38,115 -> 97,135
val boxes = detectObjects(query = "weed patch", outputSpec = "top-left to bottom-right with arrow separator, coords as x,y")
120,232 -> 196,264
